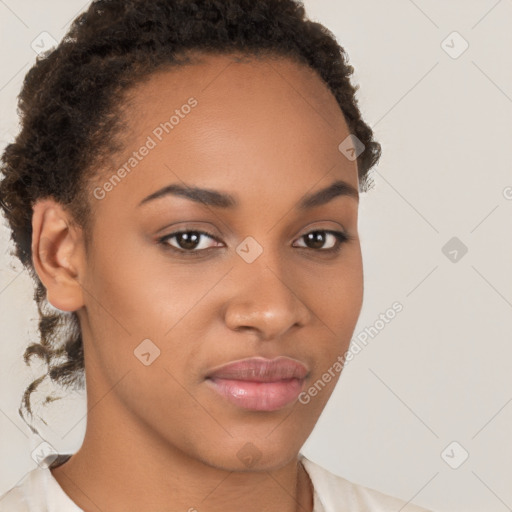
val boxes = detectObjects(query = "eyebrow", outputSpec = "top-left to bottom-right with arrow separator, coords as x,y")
138,179 -> 359,210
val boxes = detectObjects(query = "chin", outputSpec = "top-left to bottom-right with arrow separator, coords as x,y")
198,435 -> 303,473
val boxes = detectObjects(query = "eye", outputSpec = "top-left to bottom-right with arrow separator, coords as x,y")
158,228 -> 352,256
293,230 -> 351,253
158,230 -> 222,253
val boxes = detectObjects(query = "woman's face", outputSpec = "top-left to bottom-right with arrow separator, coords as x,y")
73,53 -> 363,470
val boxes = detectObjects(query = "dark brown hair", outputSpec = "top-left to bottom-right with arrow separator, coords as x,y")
0,0 -> 381,433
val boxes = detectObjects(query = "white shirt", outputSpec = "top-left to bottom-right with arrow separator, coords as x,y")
0,453 -> 432,511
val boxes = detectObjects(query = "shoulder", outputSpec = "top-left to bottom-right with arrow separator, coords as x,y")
0,466 -> 46,512
300,455 -> 432,512
0,454 -> 79,512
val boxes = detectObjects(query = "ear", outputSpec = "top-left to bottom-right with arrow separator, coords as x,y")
31,198 -> 86,312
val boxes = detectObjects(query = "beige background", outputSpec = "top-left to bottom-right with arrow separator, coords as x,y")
1,1 -> 511,511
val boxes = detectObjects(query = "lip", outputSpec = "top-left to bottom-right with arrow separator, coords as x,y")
205,356 -> 309,411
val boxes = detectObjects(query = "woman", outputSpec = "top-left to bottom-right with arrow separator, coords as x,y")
0,0 -> 431,510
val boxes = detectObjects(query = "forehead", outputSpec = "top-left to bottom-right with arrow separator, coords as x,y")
125,52 -> 351,138
92,53 -> 358,212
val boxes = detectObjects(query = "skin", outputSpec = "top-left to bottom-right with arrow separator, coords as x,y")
31,52 -> 364,512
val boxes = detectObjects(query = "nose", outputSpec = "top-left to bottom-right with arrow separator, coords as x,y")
223,257 -> 313,341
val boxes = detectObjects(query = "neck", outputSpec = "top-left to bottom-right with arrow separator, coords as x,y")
50,395 -> 314,512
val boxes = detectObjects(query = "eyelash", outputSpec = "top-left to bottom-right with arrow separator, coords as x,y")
157,229 -> 353,257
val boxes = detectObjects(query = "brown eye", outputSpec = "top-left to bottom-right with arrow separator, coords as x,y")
158,230 -> 221,252
293,230 -> 350,252
157,228 -> 351,257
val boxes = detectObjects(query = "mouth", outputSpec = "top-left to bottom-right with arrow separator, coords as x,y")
205,356 -> 309,412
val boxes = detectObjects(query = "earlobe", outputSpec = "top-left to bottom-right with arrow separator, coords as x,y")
31,199 -> 85,312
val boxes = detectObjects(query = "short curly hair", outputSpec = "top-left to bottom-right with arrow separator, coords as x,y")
0,0 -> 381,433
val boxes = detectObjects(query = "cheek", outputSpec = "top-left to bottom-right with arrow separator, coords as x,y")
80,240 -> 210,417
309,247 -> 363,329
83,228 -> 190,332
81,233 -> 216,379
299,265 -> 363,412
305,250 -> 363,371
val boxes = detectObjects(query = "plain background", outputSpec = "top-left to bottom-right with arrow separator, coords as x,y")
1,1 -> 511,511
